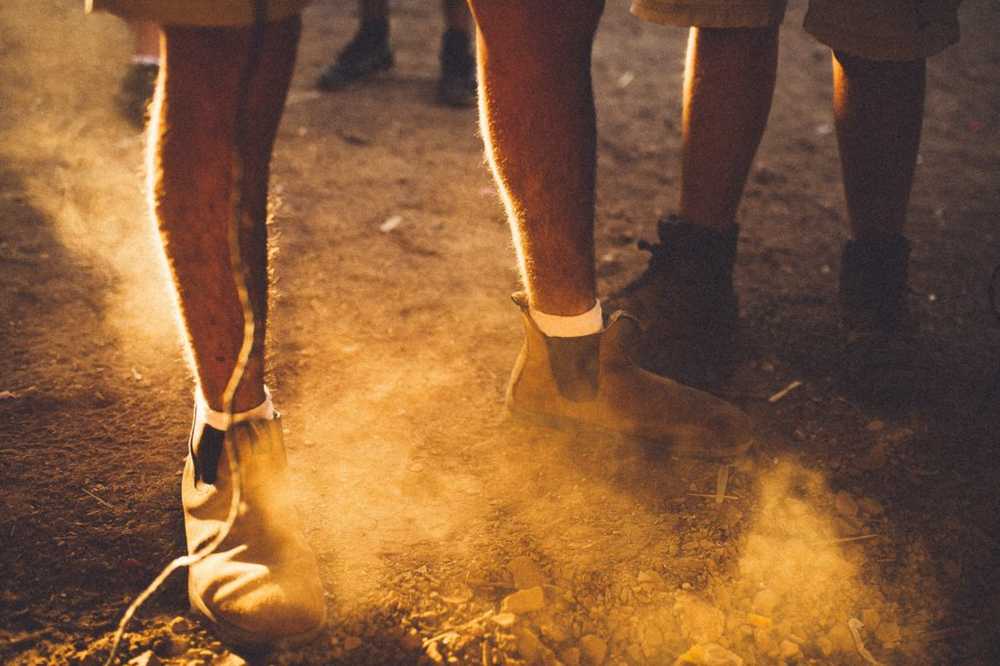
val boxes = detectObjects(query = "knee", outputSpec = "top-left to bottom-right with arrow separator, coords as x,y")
470,0 -> 604,53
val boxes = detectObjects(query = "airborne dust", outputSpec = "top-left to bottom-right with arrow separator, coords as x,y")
3,1 -> 999,665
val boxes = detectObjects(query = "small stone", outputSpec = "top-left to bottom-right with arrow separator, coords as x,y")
876,621 -> 902,647
835,491 -> 859,518
560,647 -> 582,666
502,586 -> 545,614
779,640 -> 800,659
751,589 -> 779,615
674,642 -> 744,665
674,593 -> 725,643
168,616 -> 193,635
343,636 -> 362,651
127,651 -> 161,666
508,556 -> 548,589
579,634 -> 607,665
212,653 -> 247,666
514,627 -> 544,662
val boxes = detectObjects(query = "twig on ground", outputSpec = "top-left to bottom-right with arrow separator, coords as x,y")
814,534 -> 880,546
848,618 -> 882,665
688,492 -> 740,501
82,487 -> 115,510
768,380 -> 803,403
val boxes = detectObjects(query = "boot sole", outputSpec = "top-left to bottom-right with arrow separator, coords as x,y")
189,592 -> 326,652
505,404 -> 754,460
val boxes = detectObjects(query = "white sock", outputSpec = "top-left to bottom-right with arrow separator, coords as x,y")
131,54 -> 160,67
198,386 -> 275,431
529,300 -> 603,338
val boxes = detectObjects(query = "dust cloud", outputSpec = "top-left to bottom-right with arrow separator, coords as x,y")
0,1 -> 178,364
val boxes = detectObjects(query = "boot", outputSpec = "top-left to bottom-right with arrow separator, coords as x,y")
116,62 -> 159,129
838,234 -> 918,404
611,215 -> 740,388
437,28 -> 476,108
507,293 -> 753,458
183,411 -> 326,649
316,18 -> 394,91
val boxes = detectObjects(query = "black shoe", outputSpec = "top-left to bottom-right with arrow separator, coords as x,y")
317,19 -> 393,91
116,62 -> 158,129
437,28 -> 476,107
610,215 -> 741,388
838,235 -> 919,406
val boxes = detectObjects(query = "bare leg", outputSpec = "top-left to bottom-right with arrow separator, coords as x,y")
151,17 -> 300,413
129,19 -> 160,59
832,51 -> 925,241
679,26 -> 778,231
470,0 -> 604,316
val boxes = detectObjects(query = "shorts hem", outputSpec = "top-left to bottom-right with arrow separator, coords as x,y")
630,0 -> 785,28
86,0 -> 308,27
804,12 -> 960,61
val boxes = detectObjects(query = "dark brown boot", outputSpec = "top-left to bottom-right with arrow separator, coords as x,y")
838,235 -> 919,405
506,293 -> 753,458
611,216 -> 741,388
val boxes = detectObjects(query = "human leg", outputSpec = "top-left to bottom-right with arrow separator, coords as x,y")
153,15 -> 325,645
832,52 -> 925,403
437,0 -> 476,107
470,0 -> 753,456
680,26 -> 778,232
803,0 -> 960,403
117,19 -> 161,127
832,52 -> 924,243
316,0 -> 393,90
613,22 -> 779,386
470,0 -> 603,316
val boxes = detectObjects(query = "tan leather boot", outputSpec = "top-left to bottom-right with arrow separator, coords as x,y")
183,412 -> 326,649
507,293 -> 753,458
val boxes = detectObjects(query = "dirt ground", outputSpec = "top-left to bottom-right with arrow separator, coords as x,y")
2,1 -> 999,665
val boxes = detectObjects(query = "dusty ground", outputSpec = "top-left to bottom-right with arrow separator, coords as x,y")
2,1 -> 999,664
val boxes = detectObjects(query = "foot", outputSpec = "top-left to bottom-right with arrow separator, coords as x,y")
183,411 -> 326,649
437,28 -> 476,108
838,235 -> 919,406
507,293 -> 753,458
317,19 -> 394,91
610,215 -> 741,388
116,62 -> 158,129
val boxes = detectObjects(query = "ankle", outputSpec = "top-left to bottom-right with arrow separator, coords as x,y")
358,17 -> 389,44
840,234 -> 911,313
529,299 -> 603,338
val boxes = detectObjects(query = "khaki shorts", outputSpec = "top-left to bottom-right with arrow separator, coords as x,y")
85,0 -> 310,27
631,0 -> 962,60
